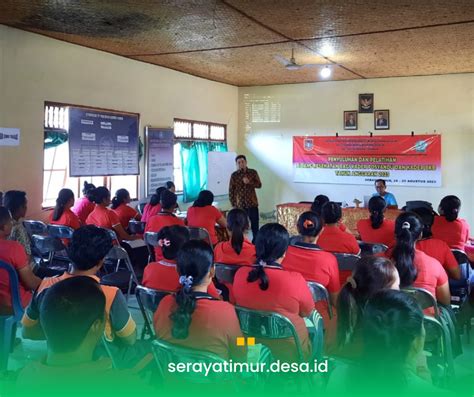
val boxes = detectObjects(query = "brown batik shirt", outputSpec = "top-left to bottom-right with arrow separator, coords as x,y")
229,168 -> 262,209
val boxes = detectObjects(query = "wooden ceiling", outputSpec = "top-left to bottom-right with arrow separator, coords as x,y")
1,0 -> 473,86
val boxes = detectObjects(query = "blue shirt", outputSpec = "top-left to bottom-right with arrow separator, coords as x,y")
372,191 -> 398,206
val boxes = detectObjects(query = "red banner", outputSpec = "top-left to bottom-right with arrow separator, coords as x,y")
293,135 -> 441,186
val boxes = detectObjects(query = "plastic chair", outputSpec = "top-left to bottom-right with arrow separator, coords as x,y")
135,285 -> 171,339
214,263 -> 242,285
0,260 -> 24,371
187,227 -> 212,247
307,281 -> 333,319
100,229 -> 139,301
151,339 -> 234,385
128,220 -> 145,235
358,242 -> 388,256
235,306 -> 305,362
22,220 -> 47,237
333,253 -> 360,272
144,231 -> 159,263
402,287 -> 454,384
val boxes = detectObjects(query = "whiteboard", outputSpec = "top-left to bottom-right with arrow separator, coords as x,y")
207,151 -> 237,196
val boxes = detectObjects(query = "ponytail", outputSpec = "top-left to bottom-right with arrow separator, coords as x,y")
227,208 -> 249,255
249,223 -> 289,291
392,213 -> 423,287
247,262 -> 269,291
170,276 -> 197,339
368,196 -> 386,229
111,189 -> 129,210
336,282 -> 360,346
53,189 -> 74,222
170,240 -> 214,339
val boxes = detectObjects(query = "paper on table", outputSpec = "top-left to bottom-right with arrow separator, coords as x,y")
123,239 -> 146,249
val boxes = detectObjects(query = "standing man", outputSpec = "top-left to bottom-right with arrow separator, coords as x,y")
372,179 -> 398,209
229,155 -> 262,241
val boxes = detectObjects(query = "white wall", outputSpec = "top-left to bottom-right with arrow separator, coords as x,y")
238,74 -> 474,226
0,25 -> 238,218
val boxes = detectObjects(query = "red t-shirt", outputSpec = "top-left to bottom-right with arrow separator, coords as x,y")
144,213 -> 185,260
72,197 -> 95,224
142,259 -> 220,298
112,204 -> 138,229
356,218 -> 395,247
412,249 -> 449,299
233,265 -> 314,361
154,294 -> 243,360
85,205 -> 121,230
282,243 -> 340,337
0,239 -> 31,310
432,216 -> 470,250
317,226 -> 360,254
141,203 -> 161,224
214,239 -> 256,265
49,208 -> 81,230
282,244 -> 340,293
416,238 -> 458,274
186,205 -> 222,245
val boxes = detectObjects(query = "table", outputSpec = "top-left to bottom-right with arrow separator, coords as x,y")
276,203 -> 400,236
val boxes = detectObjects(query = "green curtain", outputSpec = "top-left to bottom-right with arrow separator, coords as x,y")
44,130 -> 68,149
180,141 -> 227,202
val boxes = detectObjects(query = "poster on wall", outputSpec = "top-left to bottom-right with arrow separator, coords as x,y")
293,134 -> 441,187
68,107 -> 139,177
0,127 -> 20,146
145,127 -> 174,197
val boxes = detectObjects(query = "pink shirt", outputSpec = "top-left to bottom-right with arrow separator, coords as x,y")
72,197 -> 95,224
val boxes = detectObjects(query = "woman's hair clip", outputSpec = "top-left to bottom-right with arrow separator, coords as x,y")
179,275 -> 194,290
158,238 -> 171,247
401,221 -> 411,230
258,259 -> 267,267
347,276 -> 357,289
303,219 -> 314,228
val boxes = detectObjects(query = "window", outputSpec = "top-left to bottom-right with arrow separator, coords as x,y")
172,119 -> 227,201
42,103 -> 139,208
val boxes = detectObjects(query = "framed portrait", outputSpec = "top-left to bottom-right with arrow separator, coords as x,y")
343,111 -> 358,130
359,93 -> 374,113
374,109 -> 390,130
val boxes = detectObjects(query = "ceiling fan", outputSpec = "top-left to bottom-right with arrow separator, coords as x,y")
274,48 -> 334,75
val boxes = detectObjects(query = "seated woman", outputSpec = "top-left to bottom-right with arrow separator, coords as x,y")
186,190 -> 226,246
233,223 -> 314,361
142,225 -> 219,298
141,187 -> 166,224
335,256 -> 399,358
72,181 -> 96,224
282,211 -> 340,322
317,202 -> 360,255
214,209 -> 256,265
4,190 -> 36,269
0,207 -> 40,313
329,290 -> 437,393
432,195 -> 471,250
412,207 -> 461,280
311,194 -> 347,232
111,188 -> 141,229
391,212 -> 450,308
85,187 -> 138,242
154,240 -> 244,360
49,188 -> 81,230
145,190 -> 185,261
356,196 -> 395,247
